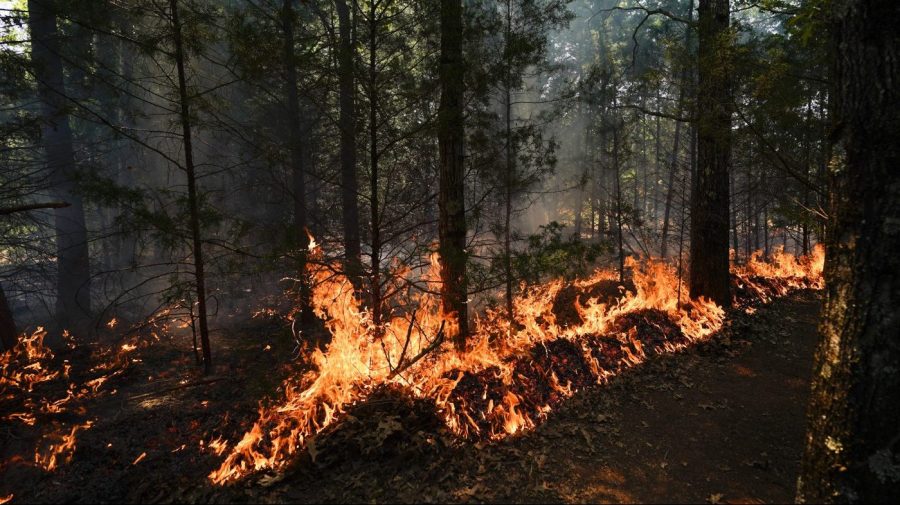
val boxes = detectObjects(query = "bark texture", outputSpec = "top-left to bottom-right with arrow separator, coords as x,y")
797,1 -> 900,502
438,0 -> 469,347
689,0 -> 732,307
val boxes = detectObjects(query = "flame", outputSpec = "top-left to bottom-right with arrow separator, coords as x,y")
732,245 -> 824,306
210,239 -> 824,484
3,325 -> 147,474
34,421 -> 93,471
0,328 -> 62,393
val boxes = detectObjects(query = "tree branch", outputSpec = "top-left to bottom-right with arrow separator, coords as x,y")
0,201 -> 70,216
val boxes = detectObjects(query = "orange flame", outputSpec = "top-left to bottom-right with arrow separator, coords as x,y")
210,239 -> 824,484
34,421 -> 93,471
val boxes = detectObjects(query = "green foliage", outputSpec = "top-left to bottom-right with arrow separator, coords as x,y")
513,221 -> 606,283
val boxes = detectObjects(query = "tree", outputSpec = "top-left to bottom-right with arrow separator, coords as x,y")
169,0 -> 212,374
660,1 -> 694,260
336,0 -> 362,285
27,0 -> 93,332
797,0 -> 900,501
478,0 -> 568,321
0,284 -> 16,351
280,0 -> 313,325
689,0 -> 731,307
438,0 -> 469,347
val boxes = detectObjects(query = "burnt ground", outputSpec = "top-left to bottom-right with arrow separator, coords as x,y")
0,292 -> 821,504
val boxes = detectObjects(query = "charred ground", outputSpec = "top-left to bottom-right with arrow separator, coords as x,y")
1,289 -> 820,504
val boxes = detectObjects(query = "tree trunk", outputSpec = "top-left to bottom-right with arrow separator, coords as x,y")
730,168 -> 739,262
613,116 -> 625,285
503,0 -> 514,323
660,2 -> 693,259
0,284 -> 16,351
336,0 -> 362,285
659,113 -> 682,259
597,125 -> 608,238
27,0 -> 92,333
573,104 -> 589,240
746,150 -> 753,259
367,0 -> 383,336
438,0 -> 469,347
281,0 -> 313,325
170,0 -> 212,374
797,1 -> 900,501
689,0 -> 731,307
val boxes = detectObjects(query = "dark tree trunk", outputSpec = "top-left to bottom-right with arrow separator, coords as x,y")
503,0 -> 514,323
730,168 -> 739,262
690,0 -> 731,307
612,114 -> 625,285
746,151 -> 753,259
0,284 -> 16,351
281,0 -> 313,325
367,0 -> 382,336
438,0 -> 469,347
597,123 -> 608,238
797,1 -> 900,502
573,104 -> 589,240
336,0 -> 362,285
27,0 -> 92,332
170,0 -> 211,374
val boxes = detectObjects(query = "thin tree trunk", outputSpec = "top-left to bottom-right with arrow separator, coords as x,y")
170,0 -> 211,374
27,0 -> 92,333
336,0 -> 362,285
634,97 -> 643,226
503,0 -> 514,322
763,198 -> 769,257
797,0 -> 900,501
660,2 -> 693,259
281,0 -> 313,325
690,0 -> 732,307
573,104 -> 589,239
730,167 -> 739,262
653,90 -> 661,224
659,113 -> 682,259
746,150 -> 753,259
597,125 -> 608,238
367,0 -> 382,336
801,102 -> 814,256
438,0 -> 468,347
613,116 -> 625,284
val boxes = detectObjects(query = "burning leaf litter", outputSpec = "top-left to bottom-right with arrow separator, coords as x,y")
209,242 -> 824,484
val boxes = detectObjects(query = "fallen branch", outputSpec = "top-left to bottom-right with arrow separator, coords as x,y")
127,376 -> 228,401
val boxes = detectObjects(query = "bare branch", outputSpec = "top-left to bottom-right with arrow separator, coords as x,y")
0,201 -> 70,216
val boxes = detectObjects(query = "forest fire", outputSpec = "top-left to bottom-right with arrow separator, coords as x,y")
0,320 -> 151,478
209,242 -> 824,484
33,421 -> 93,471
0,328 -> 63,395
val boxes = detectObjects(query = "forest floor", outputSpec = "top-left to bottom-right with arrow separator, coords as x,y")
1,291 -> 821,504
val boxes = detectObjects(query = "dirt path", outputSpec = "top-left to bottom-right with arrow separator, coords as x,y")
550,293 -> 822,504
270,292 -> 822,504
